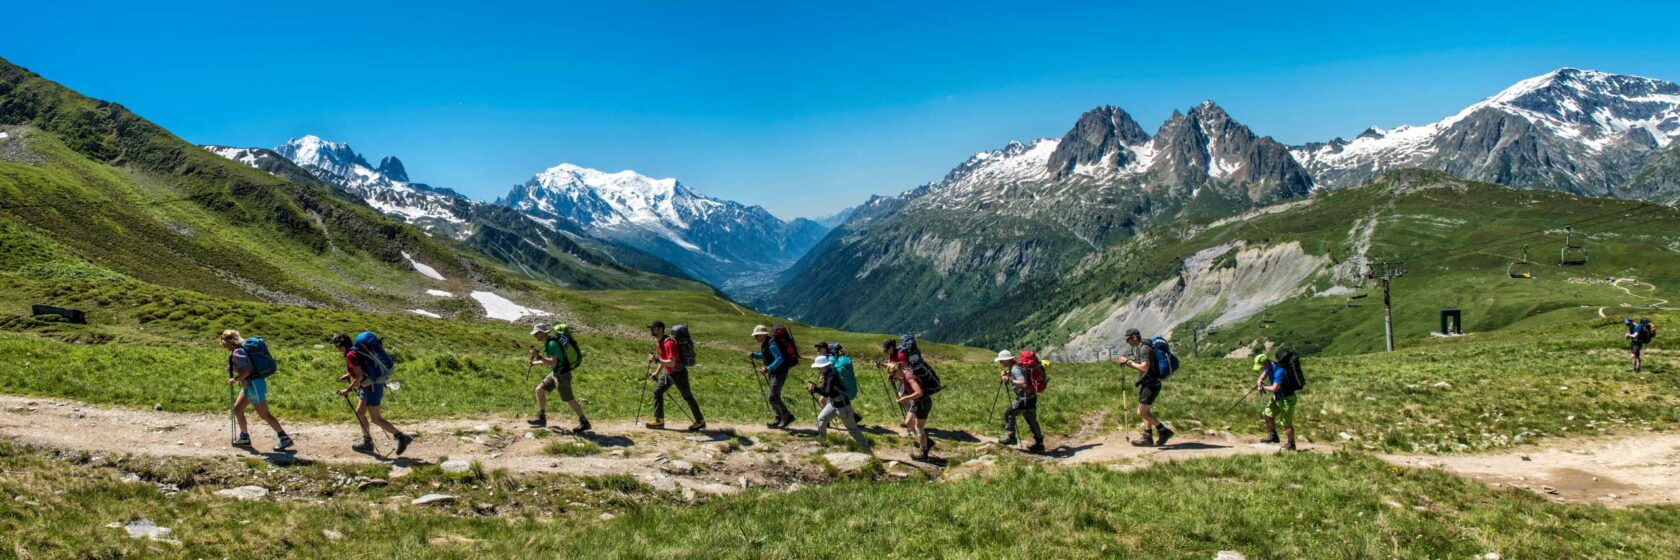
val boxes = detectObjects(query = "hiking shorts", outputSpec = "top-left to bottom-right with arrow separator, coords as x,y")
1263,394 -> 1297,427
241,378 -> 269,405
540,371 -> 575,402
1137,382 -> 1162,406
359,383 -> 387,407
1631,341 -> 1644,357
910,396 -> 933,420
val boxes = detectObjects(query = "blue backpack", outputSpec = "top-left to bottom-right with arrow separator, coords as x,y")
241,337 -> 278,379
1149,337 -> 1180,380
353,331 -> 395,384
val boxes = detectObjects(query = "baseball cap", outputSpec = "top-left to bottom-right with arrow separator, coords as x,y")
1125,328 -> 1141,339
647,320 -> 666,329
1253,353 -> 1270,371
531,323 -> 549,336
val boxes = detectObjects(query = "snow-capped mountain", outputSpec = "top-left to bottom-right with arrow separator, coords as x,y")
501,164 -> 827,294
1293,68 -> 1680,198
271,136 -> 473,236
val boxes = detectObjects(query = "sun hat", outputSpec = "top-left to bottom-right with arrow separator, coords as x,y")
751,324 -> 771,337
1253,353 -> 1270,371
531,323 -> 549,336
811,355 -> 833,369
994,350 -> 1015,362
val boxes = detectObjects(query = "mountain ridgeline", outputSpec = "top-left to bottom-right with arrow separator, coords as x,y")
770,68 -> 1680,351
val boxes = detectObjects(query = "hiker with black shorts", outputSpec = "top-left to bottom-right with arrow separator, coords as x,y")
874,339 -> 911,428
748,324 -> 797,428
891,361 -> 935,460
219,330 -> 292,452
1625,318 -> 1655,372
332,332 -> 413,455
1115,328 -> 1174,447
647,321 -> 705,431
995,350 -> 1045,453
528,323 -> 590,433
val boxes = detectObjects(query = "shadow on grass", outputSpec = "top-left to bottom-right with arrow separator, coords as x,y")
574,432 -> 635,448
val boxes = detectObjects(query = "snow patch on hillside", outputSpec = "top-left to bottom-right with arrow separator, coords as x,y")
425,289 -> 453,297
407,309 -> 442,318
403,252 -> 445,281
471,291 -> 549,322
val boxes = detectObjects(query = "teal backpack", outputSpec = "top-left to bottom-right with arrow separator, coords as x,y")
834,355 -> 859,401
241,337 -> 278,379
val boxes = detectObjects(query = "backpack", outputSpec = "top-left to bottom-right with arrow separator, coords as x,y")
548,324 -> 584,371
1638,319 -> 1656,344
241,337 -> 278,379
835,355 -> 859,401
353,331 -> 395,385
898,334 -> 921,361
1275,348 -> 1306,392
1149,337 -> 1180,380
1018,350 -> 1049,393
670,324 -> 697,367
896,334 -> 941,395
771,325 -> 801,367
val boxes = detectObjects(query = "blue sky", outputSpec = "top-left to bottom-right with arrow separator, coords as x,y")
6,1 -> 1679,219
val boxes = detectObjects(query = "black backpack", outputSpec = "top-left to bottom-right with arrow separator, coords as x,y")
1638,319 -> 1656,344
670,324 -> 697,367
897,335 -> 942,395
1275,348 -> 1306,392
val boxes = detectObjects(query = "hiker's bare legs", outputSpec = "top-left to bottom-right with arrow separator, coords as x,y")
233,390 -> 251,435
363,405 -> 401,436
1265,416 -> 1277,435
251,402 -> 285,434
534,385 -> 548,416
565,399 -> 585,419
910,417 -> 929,451
353,403 -> 373,439
1138,403 -> 1160,430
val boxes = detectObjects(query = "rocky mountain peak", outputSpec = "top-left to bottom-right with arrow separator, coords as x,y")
1047,105 -> 1150,178
376,156 -> 408,182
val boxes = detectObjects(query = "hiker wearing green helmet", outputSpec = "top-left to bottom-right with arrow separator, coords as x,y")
1253,352 -> 1298,451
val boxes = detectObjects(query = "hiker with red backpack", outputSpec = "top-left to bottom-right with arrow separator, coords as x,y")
219,330 -> 292,452
332,331 -> 414,456
526,323 -> 590,433
748,324 -> 800,429
646,321 -> 705,431
994,350 -> 1046,453
1115,328 -> 1176,447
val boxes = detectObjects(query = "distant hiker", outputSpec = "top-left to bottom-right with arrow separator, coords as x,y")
219,330 -> 292,452
995,350 -> 1045,453
748,324 -> 800,428
807,355 -> 871,451
1626,318 -> 1656,372
1115,328 -> 1176,447
1253,352 -> 1299,450
647,321 -> 705,431
527,323 -> 590,433
891,359 -> 936,460
332,332 -> 414,455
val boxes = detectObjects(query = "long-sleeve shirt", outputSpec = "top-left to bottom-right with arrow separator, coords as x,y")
812,366 -> 848,406
752,340 -> 787,373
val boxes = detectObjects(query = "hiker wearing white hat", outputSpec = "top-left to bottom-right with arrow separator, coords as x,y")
807,353 -> 870,451
748,324 -> 801,429
996,349 -> 1045,452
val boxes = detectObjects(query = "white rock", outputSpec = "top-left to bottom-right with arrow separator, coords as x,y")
660,460 -> 697,475
440,460 -> 472,474
213,486 -> 269,501
1215,552 -> 1247,560
823,452 -> 874,474
599,512 -> 617,521
411,493 -> 457,505
391,466 -> 413,479
1483,553 -> 1502,560
1430,381 -> 1452,389
323,529 -> 343,541
120,519 -> 173,540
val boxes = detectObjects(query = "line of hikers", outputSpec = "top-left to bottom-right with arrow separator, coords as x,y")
217,321 -> 1308,461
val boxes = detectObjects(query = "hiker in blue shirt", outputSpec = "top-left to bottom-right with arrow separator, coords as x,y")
749,325 -> 797,429
1253,353 -> 1298,451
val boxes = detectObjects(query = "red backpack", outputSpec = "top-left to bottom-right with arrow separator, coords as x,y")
1018,350 -> 1049,393
771,325 -> 801,365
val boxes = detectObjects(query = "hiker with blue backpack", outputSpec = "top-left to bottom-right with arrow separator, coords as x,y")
332,332 -> 414,456
806,347 -> 871,452
994,350 -> 1046,453
527,323 -> 591,433
1114,328 -> 1176,447
1625,318 -> 1656,373
219,330 -> 292,452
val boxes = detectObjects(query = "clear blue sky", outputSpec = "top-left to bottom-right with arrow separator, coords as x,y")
6,1 -> 1679,219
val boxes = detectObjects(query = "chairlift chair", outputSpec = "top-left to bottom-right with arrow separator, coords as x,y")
1507,244 -> 1535,279
1559,226 -> 1588,266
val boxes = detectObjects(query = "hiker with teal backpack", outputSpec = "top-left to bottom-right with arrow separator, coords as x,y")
995,350 -> 1046,453
812,342 -> 864,427
1253,351 -> 1303,451
219,330 -> 292,452
527,323 -> 591,433
332,332 -> 414,456
807,348 -> 871,452
1115,328 -> 1177,447
748,324 -> 800,429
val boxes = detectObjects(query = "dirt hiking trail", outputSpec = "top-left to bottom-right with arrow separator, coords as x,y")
4,395 -> 1677,506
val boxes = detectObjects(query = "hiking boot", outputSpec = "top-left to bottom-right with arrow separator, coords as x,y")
1260,431 -> 1281,444
274,434 -> 294,453
686,421 -> 706,432
232,433 -> 252,448
574,418 -> 592,434
1028,441 -> 1046,454
1284,440 -> 1298,451
395,433 -> 414,456
526,415 -> 547,428
999,435 -> 1018,446
766,419 -> 783,428
645,419 -> 665,430
351,438 -> 375,453
1154,426 -> 1175,447
1129,431 -> 1156,447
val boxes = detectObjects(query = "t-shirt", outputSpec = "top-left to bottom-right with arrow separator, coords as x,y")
897,369 -> 922,398
544,339 -> 569,373
658,337 -> 682,373
343,350 -> 364,380
1267,362 -> 1296,398
1137,345 -> 1161,386
1010,364 -> 1035,398
227,348 -> 253,379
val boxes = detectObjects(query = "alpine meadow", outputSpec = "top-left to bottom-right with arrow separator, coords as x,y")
4,5 -> 1680,559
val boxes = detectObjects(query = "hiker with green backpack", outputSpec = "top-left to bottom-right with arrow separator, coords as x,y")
1115,328 -> 1176,447
1253,351 -> 1303,451
527,323 -> 591,433
994,350 -> 1046,453
332,331 -> 414,456
806,349 -> 871,452
219,330 -> 292,452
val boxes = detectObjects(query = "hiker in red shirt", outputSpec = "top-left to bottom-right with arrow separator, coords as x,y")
645,321 -> 705,431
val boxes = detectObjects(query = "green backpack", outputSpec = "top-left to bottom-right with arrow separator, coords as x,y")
548,324 -> 584,371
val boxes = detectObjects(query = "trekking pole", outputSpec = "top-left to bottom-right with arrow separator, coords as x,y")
1218,386 -> 1261,417
227,379 -> 238,445
749,358 -> 773,418
341,391 -> 379,456
525,347 -> 536,386
635,363 -> 654,425
988,377 -> 1006,428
